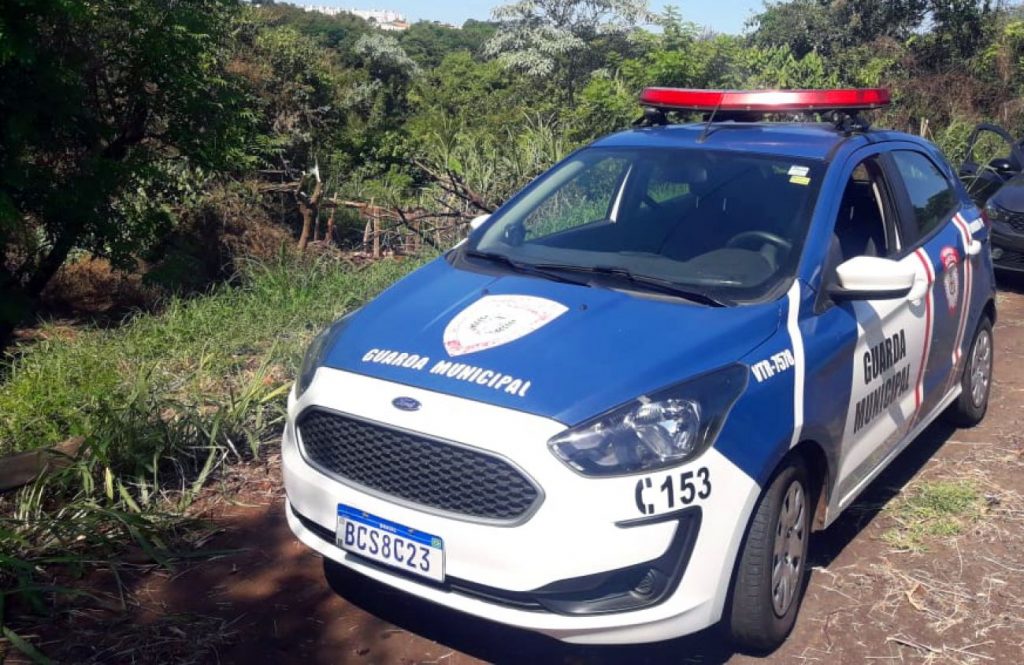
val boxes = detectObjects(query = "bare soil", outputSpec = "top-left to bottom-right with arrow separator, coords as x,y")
8,284 -> 1024,665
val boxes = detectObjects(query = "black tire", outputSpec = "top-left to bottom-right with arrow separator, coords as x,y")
726,458 -> 811,654
944,317 -> 994,428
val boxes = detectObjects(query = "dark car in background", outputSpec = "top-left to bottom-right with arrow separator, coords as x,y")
959,123 -> 1024,272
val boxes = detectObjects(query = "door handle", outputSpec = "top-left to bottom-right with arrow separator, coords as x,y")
907,274 -> 930,302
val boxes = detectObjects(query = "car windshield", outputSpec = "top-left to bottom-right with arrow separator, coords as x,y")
466,147 -> 824,304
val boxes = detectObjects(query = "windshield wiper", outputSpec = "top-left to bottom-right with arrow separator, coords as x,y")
533,264 -> 728,306
464,250 -> 591,287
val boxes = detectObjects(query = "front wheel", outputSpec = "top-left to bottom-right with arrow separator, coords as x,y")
944,317 -> 994,427
725,458 -> 810,653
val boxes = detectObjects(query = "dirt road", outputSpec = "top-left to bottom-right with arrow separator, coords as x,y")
25,285 -> 1024,664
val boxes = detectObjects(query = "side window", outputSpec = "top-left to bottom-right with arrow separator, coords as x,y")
890,150 -> 957,239
523,156 -> 629,241
833,158 -> 895,262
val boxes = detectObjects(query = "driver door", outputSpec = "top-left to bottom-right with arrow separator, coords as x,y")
828,153 -> 933,508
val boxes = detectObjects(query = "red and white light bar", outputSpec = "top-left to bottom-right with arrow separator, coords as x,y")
639,88 -> 891,113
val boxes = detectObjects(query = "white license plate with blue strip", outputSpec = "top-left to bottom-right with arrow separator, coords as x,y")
336,504 -> 445,582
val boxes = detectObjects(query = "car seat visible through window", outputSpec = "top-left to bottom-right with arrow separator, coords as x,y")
833,169 -> 888,262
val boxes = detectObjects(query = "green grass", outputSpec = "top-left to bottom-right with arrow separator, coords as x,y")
882,480 -> 983,552
0,251 -> 424,657
0,253 -> 422,458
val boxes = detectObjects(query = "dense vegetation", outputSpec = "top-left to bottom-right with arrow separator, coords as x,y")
4,0 -> 1024,346
2,0 -> 1024,657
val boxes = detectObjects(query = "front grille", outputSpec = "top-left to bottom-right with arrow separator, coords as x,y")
1002,208 -> 1024,233
297,409 -> 541,522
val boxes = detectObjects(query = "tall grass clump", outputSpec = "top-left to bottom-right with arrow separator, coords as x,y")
0,251 -> 426,645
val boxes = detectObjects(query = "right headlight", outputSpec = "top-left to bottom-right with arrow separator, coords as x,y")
548,364 -> 748,477
983,200 -> 1010,226
295,312 -> 356,398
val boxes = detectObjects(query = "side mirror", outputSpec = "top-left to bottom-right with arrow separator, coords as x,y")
830,256 -> 916,301
988,157 -> 1018,177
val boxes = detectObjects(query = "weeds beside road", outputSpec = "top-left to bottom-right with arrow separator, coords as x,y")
0,253 -> 423,658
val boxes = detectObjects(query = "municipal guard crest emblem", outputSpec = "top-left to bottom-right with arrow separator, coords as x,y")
443,295 -> 568,357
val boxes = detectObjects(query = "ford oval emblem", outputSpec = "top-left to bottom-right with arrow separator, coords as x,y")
392,397 -> 421,412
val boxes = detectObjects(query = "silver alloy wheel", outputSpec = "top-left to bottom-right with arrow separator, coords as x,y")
970,329 -> 993,408
771,480 -> 806,616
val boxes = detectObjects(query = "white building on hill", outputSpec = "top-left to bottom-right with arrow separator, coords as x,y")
299,5 -> 410,31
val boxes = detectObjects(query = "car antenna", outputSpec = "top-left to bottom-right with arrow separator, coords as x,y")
698,99 -> 724,144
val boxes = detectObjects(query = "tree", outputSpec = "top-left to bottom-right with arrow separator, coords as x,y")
747,0 -> 836,57
461,19 -> 501,50
922,0 -> 999,63
231,19 -> 352,174
353,33 -> 421,82
404,52 -> 570,221
257,2 -> 370,53
400,20 -> 497,69
484,0 -> 653,103
748,0 -> 929,57
658,5 -> 699,52
351,32 -> 420,119
0,0 -> 248,346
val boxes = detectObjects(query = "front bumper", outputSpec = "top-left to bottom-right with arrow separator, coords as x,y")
282,368 -> 760,644
991,223 -> 1024,272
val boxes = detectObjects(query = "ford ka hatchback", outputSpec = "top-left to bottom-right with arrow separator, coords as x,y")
281,89 -> 996,652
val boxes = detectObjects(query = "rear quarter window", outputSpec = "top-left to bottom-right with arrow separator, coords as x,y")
891,150 -> 957,239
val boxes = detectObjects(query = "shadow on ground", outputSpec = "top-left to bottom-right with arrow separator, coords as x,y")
325,561 -> 736,665
810,420 -> 957,568
995,268 -> 1024,293
69,390 -> 962,665
323,421 -> 958,665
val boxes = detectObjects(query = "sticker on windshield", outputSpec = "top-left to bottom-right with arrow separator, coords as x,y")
788,165 -> 810,177
444,295 -> 568,357
789,175 -> 811,186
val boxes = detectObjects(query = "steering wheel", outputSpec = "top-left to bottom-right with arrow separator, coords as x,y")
726,230 -> 793,253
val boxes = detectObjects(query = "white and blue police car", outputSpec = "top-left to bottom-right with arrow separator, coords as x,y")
282,88 -> 996,651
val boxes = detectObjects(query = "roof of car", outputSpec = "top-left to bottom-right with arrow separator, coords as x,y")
592,122 -> 918,161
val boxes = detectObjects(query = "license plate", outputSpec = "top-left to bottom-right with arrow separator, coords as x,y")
336,504 -> 445,582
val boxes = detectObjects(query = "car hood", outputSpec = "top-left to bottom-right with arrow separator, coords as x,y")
990,173 -> 1024,211
323,258 -> 783,425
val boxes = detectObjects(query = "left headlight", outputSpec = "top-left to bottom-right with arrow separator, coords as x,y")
295,312 -> 356,398
548,364 -> 748,477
